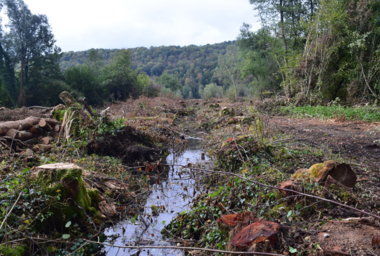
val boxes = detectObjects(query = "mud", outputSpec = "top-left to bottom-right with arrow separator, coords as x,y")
87,126 -> 165,165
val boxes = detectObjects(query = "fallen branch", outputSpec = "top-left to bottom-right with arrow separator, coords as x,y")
27,106 -> 53,110
0,191 -> 23,230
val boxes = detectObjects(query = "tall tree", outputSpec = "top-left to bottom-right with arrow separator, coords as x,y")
4,0 -> 59,105
238,27 -> 282,94
0,3 -> 16,106
101,50 -> 139,101
213,45 -> 242,99
249,0 -> 319,52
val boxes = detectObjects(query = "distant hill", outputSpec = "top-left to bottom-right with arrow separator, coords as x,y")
60,41 -> 236,98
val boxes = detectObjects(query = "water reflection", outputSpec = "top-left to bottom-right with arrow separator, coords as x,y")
104,139 -> 209,256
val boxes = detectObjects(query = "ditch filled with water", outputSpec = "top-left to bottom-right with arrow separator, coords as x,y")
104,137 -> 210,256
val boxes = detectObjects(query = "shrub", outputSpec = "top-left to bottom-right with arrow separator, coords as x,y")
201,83 -> 224,99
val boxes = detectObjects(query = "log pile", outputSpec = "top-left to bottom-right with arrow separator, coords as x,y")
0,116 -> 60,152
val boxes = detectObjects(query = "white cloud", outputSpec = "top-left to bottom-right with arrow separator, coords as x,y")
24,0 -> 260,51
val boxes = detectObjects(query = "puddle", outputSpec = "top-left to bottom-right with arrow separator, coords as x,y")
104,138 -> 210,255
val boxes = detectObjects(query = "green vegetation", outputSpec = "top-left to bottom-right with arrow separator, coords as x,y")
281,105 -> 380,122
240,0 -> 380,104
61,42 -> 235,99
164,134 -> 360,253
0,0 -> 61,107
0,1 -> 159,107
200,83 -> 224,99
0,102 -> 157,255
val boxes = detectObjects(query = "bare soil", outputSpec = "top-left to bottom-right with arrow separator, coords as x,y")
314,220 -> 380,255
267,116 -> 380,170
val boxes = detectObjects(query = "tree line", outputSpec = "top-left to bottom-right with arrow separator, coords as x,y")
61,42 -> 238,100
0,0 -> 378,107
0,0 -> 156,107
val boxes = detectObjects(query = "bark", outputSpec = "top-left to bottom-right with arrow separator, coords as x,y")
17,59 -> 27,106
6,129 -> 34,141
0,116 -> 41,135
279,0 -> 288,53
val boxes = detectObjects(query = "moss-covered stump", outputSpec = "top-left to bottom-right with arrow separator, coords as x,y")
291,160 -> 357,187
31,163 -> 102,232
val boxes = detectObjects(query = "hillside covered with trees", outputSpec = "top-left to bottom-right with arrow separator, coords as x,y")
0,0 -> 378,106
61,42 -> 236,99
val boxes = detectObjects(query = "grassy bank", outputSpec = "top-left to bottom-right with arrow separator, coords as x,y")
281,105 -> 380,122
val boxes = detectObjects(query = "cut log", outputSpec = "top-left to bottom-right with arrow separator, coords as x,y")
0,116 -> 41,135
38,118 -> 55,131
38,118 -> 47,128
17,131 -> 34,141
6,129 -> 34,141
41,118 -> 59,126
6,128 -> 19,138
231,220 -> 281,249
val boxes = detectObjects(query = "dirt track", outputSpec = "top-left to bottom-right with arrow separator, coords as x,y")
267,116 -> 380,203
268,116 -> 380,169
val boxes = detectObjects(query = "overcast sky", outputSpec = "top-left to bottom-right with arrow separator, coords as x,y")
23,0 -> 260,52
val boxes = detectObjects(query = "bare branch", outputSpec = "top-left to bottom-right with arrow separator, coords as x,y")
0,191 -> 23,230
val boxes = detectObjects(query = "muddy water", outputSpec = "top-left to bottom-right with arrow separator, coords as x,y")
104,138 -> 210,256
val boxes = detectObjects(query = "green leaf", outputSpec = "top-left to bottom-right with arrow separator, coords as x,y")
62,234 -> 70,239
65,221 -> 72,228
289,247 -> 297,253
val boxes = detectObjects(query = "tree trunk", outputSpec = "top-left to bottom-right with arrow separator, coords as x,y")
17,60 -> 27,106
279,0 -> 288,53
0,43 -> 16,105
310,0 -> 314,16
